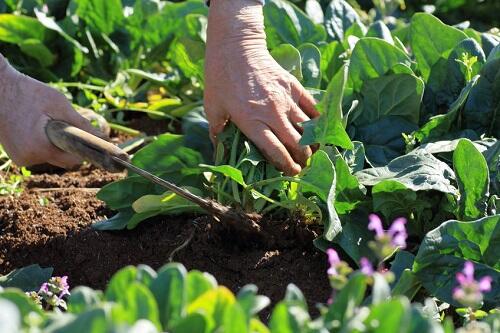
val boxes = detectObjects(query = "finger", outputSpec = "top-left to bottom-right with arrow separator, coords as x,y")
291,80 -> 320,118
31,116 -> 83,169
46,147 -> 82,169
63,106 -> 108,139
205,106 -> 229,142
50,93 -> 107,139
289,104 -> 310,133
271,118 -> 312,168
240,122 -> 301,176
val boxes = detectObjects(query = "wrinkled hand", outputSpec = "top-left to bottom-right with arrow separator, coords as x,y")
0,55 -> 100,168
204,0 -> 319,175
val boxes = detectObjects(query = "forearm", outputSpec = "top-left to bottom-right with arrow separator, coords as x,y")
207,0 -> 266,49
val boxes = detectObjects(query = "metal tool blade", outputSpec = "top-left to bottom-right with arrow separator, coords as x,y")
111,156 -> 210,208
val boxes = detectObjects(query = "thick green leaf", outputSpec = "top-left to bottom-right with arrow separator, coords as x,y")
326,156 -> 341,240
410,13 -> 467,80
201,165 -> 246,187
132,189 -> 204,216
269,300 -> 309,333
119,283 -> 161,330
271,44 -> 303,80
19,38 -> 55,67
74,0 -> 124,34
150,263 -> 187,329
92,210 -> 134,231
415,75 -> 479,143
334,156 -> 365,215
453,139 -> 490,220
354,116 -> 418,167
355,151 -> 458,194
186,270 -> 217,304
349,38 -> 411,92
463,45 -> 500,136
105,266 -> 138,302
0,14 -> 46,43
372,180 -> 431,222
171,313 -> 208,333
319,40 -> 344,81
264,0 -> 325,47
0,264 -> 52,292
34,8 -> 89,53
324,0 -> 361,42
300,64 -> 353,149
366,20 -> 394,44
223,303 -> 248,333
355,74 -> 424,126
300,150 -> 335,202
237,285 -> 270,318
298,43 -> 321,88
413,215 -> 500,308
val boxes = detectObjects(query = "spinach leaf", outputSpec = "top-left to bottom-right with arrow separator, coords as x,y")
453,139 -> 490,220
323,0 -> 362,42
354,73 -> 424,126
298,43 -> 321,88
73,0 -> 124,35
270,43 -> 303,80
348,38 -> 411,92
410,13 -> 467,80
355,151 -> 458,195
463,45 -> 500,136
300,64 -> 353,149
413,215 -> 500,308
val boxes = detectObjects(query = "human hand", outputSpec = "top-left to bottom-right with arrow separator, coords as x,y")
0,55 -> 102,168
204,0 -> 319,175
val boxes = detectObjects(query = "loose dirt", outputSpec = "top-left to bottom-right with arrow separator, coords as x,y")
0,165 -> 330,319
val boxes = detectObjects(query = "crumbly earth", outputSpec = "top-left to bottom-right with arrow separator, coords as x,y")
0,165 -> 330,319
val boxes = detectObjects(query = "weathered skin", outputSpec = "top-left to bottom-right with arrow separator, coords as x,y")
0,54 -> 99,168
0,0 -> 318,174
205,0 -> 319,175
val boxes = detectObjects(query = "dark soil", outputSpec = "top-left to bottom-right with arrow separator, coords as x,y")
0,165 -> 330,319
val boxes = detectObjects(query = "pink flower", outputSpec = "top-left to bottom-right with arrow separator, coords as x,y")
327,249 -> 340,276
39,283 -> 49,294
359,257 -> 374,276
453,261 -> 493,309
368,214 -> 384,237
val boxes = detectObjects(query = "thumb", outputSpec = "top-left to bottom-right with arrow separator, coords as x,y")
205,106 -> 229,144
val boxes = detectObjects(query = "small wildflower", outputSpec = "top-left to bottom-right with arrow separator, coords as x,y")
326,249 -> 353,290
368,214 -> 407,260
453,261 -> 492,310
327,249 -> 341,276
26,291 -> 42,308
359,257 -> 374,276
38,276 -> 71,310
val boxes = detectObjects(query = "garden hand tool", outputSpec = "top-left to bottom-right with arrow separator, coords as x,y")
45,120 -> 262,236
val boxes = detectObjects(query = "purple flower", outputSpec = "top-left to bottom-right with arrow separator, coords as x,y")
326,248 -> 353,291
368,214 -> 408,260
57,276 -> 70,298
368,214 -> 384,237
39,283 -> 49,294
359,257 -> 374,276
327,249 -> 340,276
388,218 -> 407,248
453,261 -> 493,309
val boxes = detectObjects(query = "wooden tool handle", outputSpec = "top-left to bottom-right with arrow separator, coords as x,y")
45,120 -> 130,173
